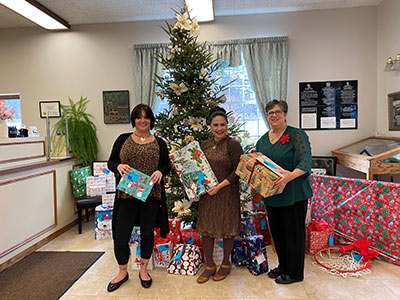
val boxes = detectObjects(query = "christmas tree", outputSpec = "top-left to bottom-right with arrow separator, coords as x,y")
154,7 -> 246,224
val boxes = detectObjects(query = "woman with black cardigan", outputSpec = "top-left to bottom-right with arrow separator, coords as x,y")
107,104 -> 171,291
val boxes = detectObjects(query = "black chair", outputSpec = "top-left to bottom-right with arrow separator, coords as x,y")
311,156 -> 338,176
70,165 -> 103,234
75,195 -> 102,234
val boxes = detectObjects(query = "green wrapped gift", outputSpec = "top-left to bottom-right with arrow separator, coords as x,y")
70,166 -> 92,198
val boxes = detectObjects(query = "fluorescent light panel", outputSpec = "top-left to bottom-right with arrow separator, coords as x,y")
0,0 -> 70,30
185,0 -> 214,22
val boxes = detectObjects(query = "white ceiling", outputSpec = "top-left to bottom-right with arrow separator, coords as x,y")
0,0 -> 384,30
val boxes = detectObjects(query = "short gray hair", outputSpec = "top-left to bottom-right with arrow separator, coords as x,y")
265,99 -> 288,114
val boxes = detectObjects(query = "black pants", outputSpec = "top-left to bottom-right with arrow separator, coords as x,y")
112,196 -> 159,265
266,200 -> 308,280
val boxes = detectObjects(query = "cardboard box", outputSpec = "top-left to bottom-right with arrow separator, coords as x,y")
236,153 -> 284,198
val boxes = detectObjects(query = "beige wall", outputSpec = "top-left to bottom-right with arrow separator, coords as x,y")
0,6 -> 378,159
377,0 -> 400,137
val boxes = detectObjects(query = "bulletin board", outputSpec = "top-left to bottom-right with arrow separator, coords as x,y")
299,80 -> 358,130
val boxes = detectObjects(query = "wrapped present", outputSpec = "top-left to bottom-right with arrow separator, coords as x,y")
70,166 -> 92,198
104,174 -> 116,192
129,226 -> 141,244
102,193 -> 115,207
170,141 -> 218,201
244,235 -> 268,275
169,219 -> 182,243
93,162 -> 110,176
249,212 -> 272,245
236,153 -> 284,198
231,239 -> 246,266
86,176 -> 106,196
306,219 -> 332,254
117,167 -> 154,201
154,240 -> 174,268
181,229 -> 201,246
238,216 -> 258,238
95,205 -> 113,240
131,243 -> 154,270
213,239 -> 225,265
167,243 -> 203,275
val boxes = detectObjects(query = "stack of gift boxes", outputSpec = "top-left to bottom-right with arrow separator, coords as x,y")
90,162 -> 116,240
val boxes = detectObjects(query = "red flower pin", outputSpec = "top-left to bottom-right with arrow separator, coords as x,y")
279,134 -> 290,144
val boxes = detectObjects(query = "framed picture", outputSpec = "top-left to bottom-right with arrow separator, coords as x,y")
103,90 -> 130,124
39,101 -> 61,118
388,92 -> 400,131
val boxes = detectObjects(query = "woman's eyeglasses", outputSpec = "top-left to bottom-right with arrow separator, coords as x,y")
267,110 -> 283,116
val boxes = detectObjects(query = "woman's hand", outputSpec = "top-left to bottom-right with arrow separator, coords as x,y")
117,164 -> 131,177
207,185 -> 221,196
273,169 -> 293,189
150,170 -> 163,184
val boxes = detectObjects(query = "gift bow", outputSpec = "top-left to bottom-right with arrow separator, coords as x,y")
340,239 -> 379,263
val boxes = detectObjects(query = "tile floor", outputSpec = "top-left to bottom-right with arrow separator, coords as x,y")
38,221 -> 400,300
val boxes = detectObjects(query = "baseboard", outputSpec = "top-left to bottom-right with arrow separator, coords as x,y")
0,218 -> 79,273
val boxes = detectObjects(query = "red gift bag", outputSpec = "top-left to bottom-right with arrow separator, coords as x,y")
306,220 -> 333,254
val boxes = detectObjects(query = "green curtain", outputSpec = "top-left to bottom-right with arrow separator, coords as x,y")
133,43 -> 168,108
240,36 -> 289,123
133,36 -> 288,116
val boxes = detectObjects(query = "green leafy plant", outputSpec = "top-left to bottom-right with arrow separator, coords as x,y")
51,96 -> 98,165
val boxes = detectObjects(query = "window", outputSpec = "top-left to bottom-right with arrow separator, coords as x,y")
0,93 -> 21,127
154,60 -> 267,145
217,61 -> 267,145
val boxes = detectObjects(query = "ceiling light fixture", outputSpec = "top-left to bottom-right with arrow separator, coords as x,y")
0,0 -> 70,30
383,54 -> 400,72
185,0 -> 214,22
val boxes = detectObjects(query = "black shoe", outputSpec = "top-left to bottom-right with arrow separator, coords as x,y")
268,267 -> 282,279
139,272 -> 153,288
275,274 -> 302,284
107,273 -> 129,292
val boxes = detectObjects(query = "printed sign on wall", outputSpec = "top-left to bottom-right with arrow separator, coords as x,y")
299,80 -> 358,130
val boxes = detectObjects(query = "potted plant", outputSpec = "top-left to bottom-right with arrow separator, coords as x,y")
52,96 -> 98,165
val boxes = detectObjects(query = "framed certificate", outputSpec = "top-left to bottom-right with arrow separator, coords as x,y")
39,101 -> 61,118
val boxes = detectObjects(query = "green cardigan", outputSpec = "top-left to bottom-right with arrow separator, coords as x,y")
255,126 -> 313,207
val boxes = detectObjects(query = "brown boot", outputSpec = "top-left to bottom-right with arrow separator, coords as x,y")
196,264 -> 217,284
213,264 -> 231,281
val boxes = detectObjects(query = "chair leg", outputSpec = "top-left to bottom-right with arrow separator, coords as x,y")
78,208 -> 82,234
85,208 -> 89,222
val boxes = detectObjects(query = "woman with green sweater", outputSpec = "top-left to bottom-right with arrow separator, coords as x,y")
255,100 -> 313,284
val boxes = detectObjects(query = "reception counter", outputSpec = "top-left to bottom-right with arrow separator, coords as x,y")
0,137 -> 78,270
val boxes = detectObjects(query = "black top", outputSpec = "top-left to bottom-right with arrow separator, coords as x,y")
108,133 -> 171,238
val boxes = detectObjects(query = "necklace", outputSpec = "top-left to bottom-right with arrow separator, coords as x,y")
270,126 -> 287,143
134,132 -> 151,142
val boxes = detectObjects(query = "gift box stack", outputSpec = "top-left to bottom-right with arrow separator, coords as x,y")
231,216 -> 269,275
236,153 -> 284,198
95,204 -> 113,240
92,162 -> 116,207
170,141 -> 218,201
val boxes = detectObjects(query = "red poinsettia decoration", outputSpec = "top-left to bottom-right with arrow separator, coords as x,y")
279,134 -> 290,144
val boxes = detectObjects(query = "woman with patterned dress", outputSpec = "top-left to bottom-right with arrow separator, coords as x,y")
196,106 -> 244,283
256,100 -> 313,284
107,104 -> 171,291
